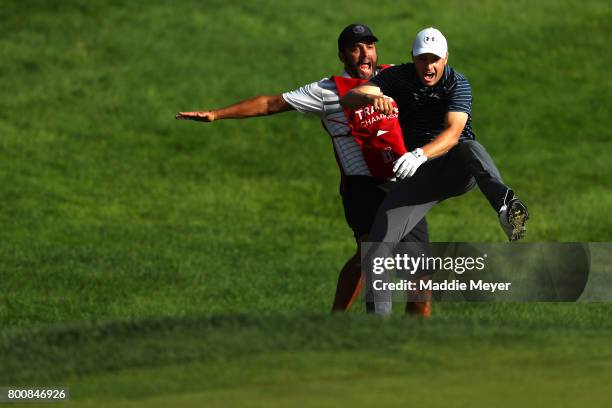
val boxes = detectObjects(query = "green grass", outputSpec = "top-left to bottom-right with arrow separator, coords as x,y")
1,0 -> 612,406
2,309 -> 612,406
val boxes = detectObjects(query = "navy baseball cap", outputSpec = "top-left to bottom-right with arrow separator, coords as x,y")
338,24 -> 378,50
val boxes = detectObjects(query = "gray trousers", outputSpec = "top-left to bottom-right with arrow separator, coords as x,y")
364,140 -> 510,314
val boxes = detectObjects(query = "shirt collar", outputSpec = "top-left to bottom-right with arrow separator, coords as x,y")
340,69 -> 381,79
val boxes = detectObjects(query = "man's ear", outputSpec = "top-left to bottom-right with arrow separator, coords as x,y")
444,52 -> 449,65
338,50 -> 346,64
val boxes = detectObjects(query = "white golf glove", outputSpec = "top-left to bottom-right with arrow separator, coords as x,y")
393,148 -> 427,179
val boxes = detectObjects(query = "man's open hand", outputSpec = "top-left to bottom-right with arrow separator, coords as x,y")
175,111 -> 215,122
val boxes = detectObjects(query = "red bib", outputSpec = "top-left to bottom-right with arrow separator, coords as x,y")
332,67 -> 407,179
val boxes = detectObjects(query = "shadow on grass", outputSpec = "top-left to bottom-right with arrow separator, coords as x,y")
2,304 -> 612,384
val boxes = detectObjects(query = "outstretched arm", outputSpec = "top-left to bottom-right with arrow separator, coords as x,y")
176,95 -> 294,122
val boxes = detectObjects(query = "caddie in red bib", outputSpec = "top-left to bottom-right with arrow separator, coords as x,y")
332,65 -> 407,180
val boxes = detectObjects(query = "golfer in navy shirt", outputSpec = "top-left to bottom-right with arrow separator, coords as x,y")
341,27 -> 529,314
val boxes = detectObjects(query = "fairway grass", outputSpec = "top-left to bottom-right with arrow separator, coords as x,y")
1,0 -> 612,405
3,312 -> 612,407
1,0 -> 611,326
60,348 -> 612,408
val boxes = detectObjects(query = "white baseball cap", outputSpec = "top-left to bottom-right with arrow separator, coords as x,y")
412,27 -> 448,58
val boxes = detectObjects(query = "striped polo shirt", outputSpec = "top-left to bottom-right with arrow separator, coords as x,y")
369,63 -> 476,150
282,71 -> 378,177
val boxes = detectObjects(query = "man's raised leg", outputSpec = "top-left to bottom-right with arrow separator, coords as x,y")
452,140 -> 529,241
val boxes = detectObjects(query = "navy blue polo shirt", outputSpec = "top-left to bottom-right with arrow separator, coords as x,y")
370,63 -> 476,150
